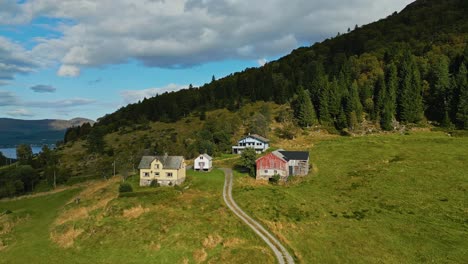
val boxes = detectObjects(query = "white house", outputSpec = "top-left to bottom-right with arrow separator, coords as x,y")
194,153 -> 212,171
232,134 -> 270,154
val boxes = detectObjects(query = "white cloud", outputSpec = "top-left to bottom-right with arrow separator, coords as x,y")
29,98 -> 96,108
0,36 -> 39,80
6,108 -> 33,117
57,64 -> 80,77
120,83 -> 188,104
257,58 -> 268,66
1,0 -> 414,78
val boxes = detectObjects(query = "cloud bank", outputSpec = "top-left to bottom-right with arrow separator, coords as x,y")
0,0 -> 413,78
120,84 -> 188,104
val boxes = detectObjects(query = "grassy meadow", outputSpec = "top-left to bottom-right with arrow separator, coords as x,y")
233,131 -> 468,263
0,170 -> 274,264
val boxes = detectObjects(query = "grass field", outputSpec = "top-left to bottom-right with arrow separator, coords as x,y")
233,131 -> 468,263
0,170 -> 274,264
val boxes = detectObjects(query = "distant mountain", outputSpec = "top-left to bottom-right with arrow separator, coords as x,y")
0,118 -> 95,147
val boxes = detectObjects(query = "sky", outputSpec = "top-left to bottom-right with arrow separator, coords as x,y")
0,0 -> 413,121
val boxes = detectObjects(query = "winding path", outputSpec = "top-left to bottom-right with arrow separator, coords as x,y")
221,168 -> 295,264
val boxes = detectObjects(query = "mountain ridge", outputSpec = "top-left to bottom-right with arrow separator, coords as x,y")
0,117 -> 95,147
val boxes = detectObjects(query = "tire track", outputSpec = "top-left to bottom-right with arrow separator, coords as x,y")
221,168 -> 294,264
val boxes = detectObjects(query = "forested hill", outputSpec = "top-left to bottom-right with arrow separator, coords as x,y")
94,0 -> 468,134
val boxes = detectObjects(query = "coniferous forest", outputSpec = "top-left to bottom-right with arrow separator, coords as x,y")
71,0 -> 467,139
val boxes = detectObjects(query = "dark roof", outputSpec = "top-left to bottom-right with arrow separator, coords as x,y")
198,153 -> 213,160
277,151 -> 309,161
138,155 -> 184,170
240,134 -> 270,143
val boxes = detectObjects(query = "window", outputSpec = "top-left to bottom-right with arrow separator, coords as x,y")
200,156 -> 203,160
257,143 -> 262,146
144,172 -> 149,177
154,164 -> 159,169
264,170 -> 268,173
154,172 -> 160,177
274,170 -> 277,174
166,172 -> 173,177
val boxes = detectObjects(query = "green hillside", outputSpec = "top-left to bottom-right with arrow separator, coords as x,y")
85,0 -> 468,137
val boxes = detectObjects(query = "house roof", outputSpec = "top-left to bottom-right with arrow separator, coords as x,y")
138,155 -> 184,170
240,133 -> 270,143
197,153 -> 213,160
277,151 -> 309,161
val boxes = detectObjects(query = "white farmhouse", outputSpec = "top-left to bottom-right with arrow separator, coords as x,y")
194,153 -> 213,171
232,134 -> 270,154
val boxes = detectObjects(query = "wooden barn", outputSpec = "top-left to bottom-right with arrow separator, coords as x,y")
256,149 -> 310,181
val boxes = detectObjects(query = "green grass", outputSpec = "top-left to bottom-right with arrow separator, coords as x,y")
233,132 -> 468,263
0,169 -> 274,264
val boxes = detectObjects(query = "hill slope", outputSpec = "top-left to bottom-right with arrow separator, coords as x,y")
92,0 -> 468,135
0,118 -> 94,147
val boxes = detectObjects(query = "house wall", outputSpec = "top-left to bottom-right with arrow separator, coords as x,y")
287,159 -> 309,176
139,159 -> 186,186
194,156 -> 212,170
256,153 -> 288,180
232,136 -> 269,154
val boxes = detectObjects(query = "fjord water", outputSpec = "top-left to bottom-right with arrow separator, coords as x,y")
0,146 -> 43,159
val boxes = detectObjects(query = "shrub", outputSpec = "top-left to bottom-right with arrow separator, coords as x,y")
149,180 -> 160,188
269,174 -> 281,184
119,182 -> 133,193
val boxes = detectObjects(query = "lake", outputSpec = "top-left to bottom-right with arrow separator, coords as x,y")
0,146 -> 44,159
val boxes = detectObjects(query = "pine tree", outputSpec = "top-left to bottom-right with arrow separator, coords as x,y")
295,86 -> 317,127
374,74 -> 386,122
456,63 -> 468,129
385,63 -> 398,118
398,52 -> 424,123
345,81 -> 362,130
318,81 -> 331,124
429,55 -> 453,126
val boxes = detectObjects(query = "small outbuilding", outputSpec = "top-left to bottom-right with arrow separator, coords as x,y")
194,153 -> 213,171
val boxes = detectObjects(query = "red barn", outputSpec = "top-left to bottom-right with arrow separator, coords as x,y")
256,150 -> 310,181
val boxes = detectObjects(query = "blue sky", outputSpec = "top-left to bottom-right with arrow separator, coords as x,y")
0,0 -> 413,121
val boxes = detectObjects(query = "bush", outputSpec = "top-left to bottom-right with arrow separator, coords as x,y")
149,180 -> 160,188
119,182 -> 133,193
269,174 -> 281,184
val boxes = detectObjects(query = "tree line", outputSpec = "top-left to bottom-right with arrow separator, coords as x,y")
66,0 -> 464,139
0,145 -> 68,198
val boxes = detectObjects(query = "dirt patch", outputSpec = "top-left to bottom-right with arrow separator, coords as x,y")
0,239 -> 6,251
223,237 -> 244,248
148,241 -> 161,251
202,234 -> 223,249
181,257 -> 189,264
193,248 -> 207,263
50,227 -> 84,248
123,205 -> 149,219
55,178 -> 119,225
55,207 -> 89,225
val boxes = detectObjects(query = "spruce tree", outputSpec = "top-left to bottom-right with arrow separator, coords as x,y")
318,81 -> 331,124
295,86 -> 317,127
398,52 -> 424,123
456,63 -> 468,129
385,63 -> 398,118
345,81 -> 362,130
430,55 -> 452,126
